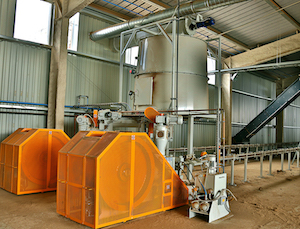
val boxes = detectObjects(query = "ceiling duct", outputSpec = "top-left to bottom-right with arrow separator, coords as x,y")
90,0 -> 248,41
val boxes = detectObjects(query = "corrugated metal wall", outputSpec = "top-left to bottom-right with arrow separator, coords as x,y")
0,1 -> 299,145
170,84 -> 218,149
0,0 -> 15,37
284,97 -> 300,142
232,72 -> 276,144
0,8 -> 133,140
0,40 -> 50,141
64,14 -> 132,136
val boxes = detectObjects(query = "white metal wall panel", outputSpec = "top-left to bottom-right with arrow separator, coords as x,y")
284,96 -> 300,142
232,72 -> 276,144
170,122 -> 216,150
0,41 -> 50,103
77,14 -> 119,61
0,40 -> 50,141
64,14 -> 133,136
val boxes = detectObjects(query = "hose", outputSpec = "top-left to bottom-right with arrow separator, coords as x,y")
224,200 -> 231,212
179,167 -> 194,186
191,190 -> 221,203
84,114 -> 96,128
226,188 -> 237,201
197,176 -> 207,198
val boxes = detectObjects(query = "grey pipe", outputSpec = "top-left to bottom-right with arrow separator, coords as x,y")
90,0 -> 248,41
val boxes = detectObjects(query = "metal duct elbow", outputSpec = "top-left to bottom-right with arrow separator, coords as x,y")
90,0 -> 248,41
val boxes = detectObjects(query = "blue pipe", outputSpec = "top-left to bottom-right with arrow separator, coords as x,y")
0,100 -> 48,106
0,100 -> 92,110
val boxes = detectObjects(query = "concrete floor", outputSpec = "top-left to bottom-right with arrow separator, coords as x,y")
0,158 -> 299,229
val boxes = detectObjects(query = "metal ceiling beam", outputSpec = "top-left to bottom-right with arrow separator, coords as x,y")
89,3 -> 133,21
143,0 -> 170,9
209,60 -> 300,74
204,27 -> 250,50
264,0 -> 300,30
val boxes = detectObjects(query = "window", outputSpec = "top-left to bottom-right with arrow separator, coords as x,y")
207,57 -> 216,85
125,46 -> 139,66
68,13 -> 80,51
14,0 -> 52,45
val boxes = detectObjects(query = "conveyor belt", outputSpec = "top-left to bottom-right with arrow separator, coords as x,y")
233,78 -> 300,144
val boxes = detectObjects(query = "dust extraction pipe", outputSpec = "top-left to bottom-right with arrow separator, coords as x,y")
90,0 -> 248,41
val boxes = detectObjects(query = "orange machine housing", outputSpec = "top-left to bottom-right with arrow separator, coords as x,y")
57,131 -> 188,228
0,128 -> 70,195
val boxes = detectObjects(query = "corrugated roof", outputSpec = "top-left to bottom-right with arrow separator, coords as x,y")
199,0 -> 296,47
274,0 -> 300,25
91,0 -> 300,56
94,0 -> 161,17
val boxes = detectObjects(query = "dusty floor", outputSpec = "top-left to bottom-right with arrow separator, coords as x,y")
0,158 -> 299,229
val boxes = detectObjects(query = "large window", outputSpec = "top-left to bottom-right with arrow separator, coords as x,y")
125,46 -> 139,66
68,13 -> 80,51
14,0 -> 52,45
207,57 -> 216,85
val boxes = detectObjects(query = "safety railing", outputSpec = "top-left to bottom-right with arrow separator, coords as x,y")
170,142 -> 300,186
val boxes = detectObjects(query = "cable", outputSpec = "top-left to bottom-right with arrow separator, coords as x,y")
183,162 -> 196,181
179,167 -> 194,186
84,113 -> 96,128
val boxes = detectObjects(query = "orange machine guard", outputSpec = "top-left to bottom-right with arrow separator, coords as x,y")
0,128 -> 70,195
57,131 -> 188,228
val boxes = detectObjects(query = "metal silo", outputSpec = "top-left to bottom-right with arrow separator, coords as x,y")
134,35 -> 209,111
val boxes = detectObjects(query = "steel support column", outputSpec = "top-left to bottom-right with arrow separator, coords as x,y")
187,115 -> 194,181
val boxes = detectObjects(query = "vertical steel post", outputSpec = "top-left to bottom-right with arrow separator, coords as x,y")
239,147 -> 242,162
268,153 -> 273,175
288,152 -> 291,170
256,146 -> 259,160
281,152 -> 284,171
259,153 -> 264,178
216,109 -> 221,168
297,150 -> 299,168
223,146 -> 225,167
187,115 -> 194,181
171,20 -> 177,111
119,32 -> 124,102
217,37 -> 222,108
244,151 -> 248,182
215,37 -> 222,168
230,159 -> 235,186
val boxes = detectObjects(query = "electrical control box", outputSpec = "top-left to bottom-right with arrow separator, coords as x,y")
205,173 -> 227,196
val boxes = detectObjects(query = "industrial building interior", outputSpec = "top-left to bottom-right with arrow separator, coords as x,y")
0,0 -> 300,228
